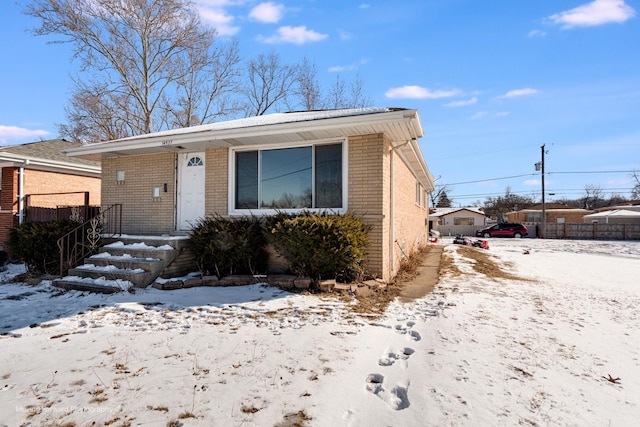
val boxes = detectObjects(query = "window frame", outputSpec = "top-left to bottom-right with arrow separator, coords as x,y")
454,217 -> 475,226
229,139 -> 348,216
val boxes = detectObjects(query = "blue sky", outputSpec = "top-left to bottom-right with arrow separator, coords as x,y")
1,0 -> 639,205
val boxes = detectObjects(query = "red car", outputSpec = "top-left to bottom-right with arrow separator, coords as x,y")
476,223 -> 527,238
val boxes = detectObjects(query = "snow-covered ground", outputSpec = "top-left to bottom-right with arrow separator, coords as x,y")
1,239 -> 639,426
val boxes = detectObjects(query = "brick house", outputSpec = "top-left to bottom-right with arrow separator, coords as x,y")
507,204 -> 593,224
65,108 -> 435,282
0,139 -> 101,251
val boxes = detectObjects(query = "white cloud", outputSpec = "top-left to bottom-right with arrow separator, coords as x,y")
524,179 -> 540,186
385,86 -> 461,99
499,88 -> 539,98
198,7 -> 240,36
528,29 -> 547,38
328,58 -> 369,73
359,4 -> 371,9
0,125 -> 49,144
445,97 -> 478,108
471,111 -> 489,120
548,0 -> 635,29
249,2 -> 284,23
258,26 -> 328,44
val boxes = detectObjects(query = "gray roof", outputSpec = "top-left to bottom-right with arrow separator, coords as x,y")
0,139 -> 100,168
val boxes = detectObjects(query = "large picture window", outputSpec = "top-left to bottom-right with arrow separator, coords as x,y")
234,143 -> 343,211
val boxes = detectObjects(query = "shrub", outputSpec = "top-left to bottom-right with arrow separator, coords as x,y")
264,211 -> 369,281
7,220 -> 78,275
188,215 -> 268,277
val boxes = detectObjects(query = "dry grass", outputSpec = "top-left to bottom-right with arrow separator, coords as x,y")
342,245 -> 438,316
274,410 -> 313,427
455,246 -> 528,281
439,249 -> 463,278
344,284 -> 404,316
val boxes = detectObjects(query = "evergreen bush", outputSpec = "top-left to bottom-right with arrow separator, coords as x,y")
264,211 -> 369,281
188,215 -> 268,277
7,220 -> 78,275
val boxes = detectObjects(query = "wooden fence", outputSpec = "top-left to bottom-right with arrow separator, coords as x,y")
25,205 -> 102,223
433,224 -> 486,237
433,222 -> 640,241
542,222 -> 640,240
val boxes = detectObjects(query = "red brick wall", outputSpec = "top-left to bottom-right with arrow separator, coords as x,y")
0,167 -> 101,253
0,168 -> 18,251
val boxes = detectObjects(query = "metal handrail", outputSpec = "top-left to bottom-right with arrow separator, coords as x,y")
57,204 -> 123,277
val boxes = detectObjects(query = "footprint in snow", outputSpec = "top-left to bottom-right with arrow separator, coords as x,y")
394,321 -> 421,341
378,347 -> 414,366
365,373 -> 410,410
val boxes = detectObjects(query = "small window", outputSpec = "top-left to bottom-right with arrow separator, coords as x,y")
526,213 -> 542,222
187,156 -> 204,166
415,181 -> 421,205
454,217 -> 475,226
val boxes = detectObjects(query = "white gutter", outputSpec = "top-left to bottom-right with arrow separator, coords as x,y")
389,140 -> 412,274
18,160 -> 28,224
0,153 -> 100,176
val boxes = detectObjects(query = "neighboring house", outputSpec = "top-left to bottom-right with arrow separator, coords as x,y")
0,139 -> 101,251
429,207 -> 488,236
65,108 -> 435,282
507,204 -> 593,225
582,209 -> 640,224
429,207 -> 487,228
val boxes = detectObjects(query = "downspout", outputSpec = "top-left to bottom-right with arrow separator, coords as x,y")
17,160 -> 29,224
389,140 -> 412,275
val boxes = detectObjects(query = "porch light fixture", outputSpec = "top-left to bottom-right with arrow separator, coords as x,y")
116,170 -> 125,184
152,187 -> 161,199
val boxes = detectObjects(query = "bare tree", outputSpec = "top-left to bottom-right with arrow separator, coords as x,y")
326,75 -> 347,109
429,185 -> 453,208
580,184 -> 605,210
607,193 -> 628,207
161,38 -> 243,129
243,51 -> 298,116
348,72 -> 373,108
58,78 -> 134,142
483,187 -> 534,222
291,56 -> 324,111
631,171 -> 640,200
26,0 -> 219,142
326,73 -> 373,110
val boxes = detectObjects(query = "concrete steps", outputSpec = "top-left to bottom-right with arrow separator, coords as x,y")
53,236 -> 188,293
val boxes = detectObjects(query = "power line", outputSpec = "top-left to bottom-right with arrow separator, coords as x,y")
448,187 -> 635,201
440,173 -> 537,186
438,169 -> 638,187
549,170 -> 638,175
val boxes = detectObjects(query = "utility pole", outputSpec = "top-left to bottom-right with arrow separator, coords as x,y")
541,144 -> 546,239
535,144 -> 547,238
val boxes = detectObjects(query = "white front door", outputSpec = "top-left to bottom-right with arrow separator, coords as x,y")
178,152 -> 205,230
